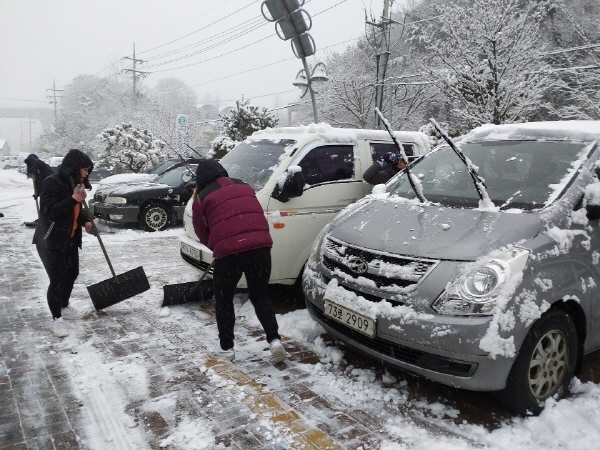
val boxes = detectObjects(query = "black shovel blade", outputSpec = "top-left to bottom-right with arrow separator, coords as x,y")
162,280 -> 214,306
87,266 -> 150,311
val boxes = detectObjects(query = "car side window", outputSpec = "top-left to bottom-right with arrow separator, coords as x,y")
370,142 -> 414,162
298,145 -> 355,186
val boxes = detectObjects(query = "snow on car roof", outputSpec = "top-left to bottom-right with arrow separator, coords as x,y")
463,120 -> 600,142
250,123 -> 430,150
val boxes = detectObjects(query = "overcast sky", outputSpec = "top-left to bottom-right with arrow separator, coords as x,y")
0,0 -> 414,152
0,0 -> 414,111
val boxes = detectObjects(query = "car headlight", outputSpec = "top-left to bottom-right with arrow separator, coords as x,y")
104,196 -> 127,205
307,223 -> 332,270
432,247 -> 529,316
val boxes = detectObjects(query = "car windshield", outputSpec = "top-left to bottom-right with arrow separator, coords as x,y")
155,165 -> 197,187
219,139 -> 296,191
387,140 -> 588,210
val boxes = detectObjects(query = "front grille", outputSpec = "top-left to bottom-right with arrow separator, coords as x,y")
323,237 -> 438,291
308,301 -> 476,377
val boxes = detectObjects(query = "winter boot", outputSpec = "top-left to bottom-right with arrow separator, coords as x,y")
52,318 -> 68,337
61,305 -> 82,320
270,339 -> 286,363
216,348 -> 235,361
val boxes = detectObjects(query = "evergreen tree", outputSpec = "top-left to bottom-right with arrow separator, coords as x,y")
210,100 -> 278,159
97,123 -> 167,173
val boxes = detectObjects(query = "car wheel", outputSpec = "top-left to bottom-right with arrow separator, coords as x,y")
3,165 -> 10,170
140,203 -> 169,232
501,309 -> 578,416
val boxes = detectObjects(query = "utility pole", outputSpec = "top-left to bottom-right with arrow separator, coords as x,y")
369,0 -> 391,128
46,79 -> 63,119
122,44 -> 148,100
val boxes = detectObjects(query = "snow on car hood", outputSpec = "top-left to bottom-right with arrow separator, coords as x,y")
98,173 -> 156,185
101,182 -> 170,196
329,200 -> 541,261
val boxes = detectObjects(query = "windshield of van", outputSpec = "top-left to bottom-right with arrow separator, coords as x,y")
387,140 -> 588,210
220,139 -> 296,191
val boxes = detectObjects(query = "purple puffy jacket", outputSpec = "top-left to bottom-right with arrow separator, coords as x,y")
192,177 -> 273,258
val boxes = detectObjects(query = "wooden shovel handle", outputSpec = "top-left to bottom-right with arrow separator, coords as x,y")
82,199 -> 118,279
191,260 -> 215,293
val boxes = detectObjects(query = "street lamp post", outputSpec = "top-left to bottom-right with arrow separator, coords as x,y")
292,61 -> 328,123
262,0 -> 327,123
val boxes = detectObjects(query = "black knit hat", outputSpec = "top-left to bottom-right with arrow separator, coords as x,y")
195,159 -> 228,190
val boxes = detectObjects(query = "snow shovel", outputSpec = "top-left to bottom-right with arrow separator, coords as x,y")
162,260 -> 215,307
82,200 -> 150,310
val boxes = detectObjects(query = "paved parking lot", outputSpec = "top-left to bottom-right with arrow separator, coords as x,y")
2,197 -> 600,449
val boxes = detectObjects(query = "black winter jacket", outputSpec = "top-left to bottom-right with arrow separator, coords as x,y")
24,154 -> 55,198
32,150 -> 94,251
362,160 -> 400,185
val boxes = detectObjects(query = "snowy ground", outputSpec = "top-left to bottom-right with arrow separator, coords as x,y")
1,168 -> 600,450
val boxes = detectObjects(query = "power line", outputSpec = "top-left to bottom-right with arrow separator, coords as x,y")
144,18 -> 268,69
138,0 -> 261,56
540,42 -> 600,56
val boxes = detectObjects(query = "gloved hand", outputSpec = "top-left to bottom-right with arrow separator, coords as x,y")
72,184 -> 87,202
33,194 -> 38,200
85,222 -> 99,236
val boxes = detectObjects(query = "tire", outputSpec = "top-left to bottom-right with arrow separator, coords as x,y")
3,165 -> 10,170
501,309 -> 578,416
139,203 -> 169,232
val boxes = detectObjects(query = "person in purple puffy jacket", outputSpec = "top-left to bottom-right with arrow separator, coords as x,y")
192,159 -> 286,363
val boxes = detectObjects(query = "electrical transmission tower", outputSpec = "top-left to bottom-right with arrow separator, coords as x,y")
46,79 -> 64,119
367,0 -> 392,128
122,44 -> 148,100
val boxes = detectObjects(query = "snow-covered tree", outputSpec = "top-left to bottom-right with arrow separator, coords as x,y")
210,100 -> 278,159
97,123 -> 167,173
314,43 -> 377,128
139,78 -> 201,153
415,0 -> 554,130
539,0 -> 600,120
221,100 -> 278,142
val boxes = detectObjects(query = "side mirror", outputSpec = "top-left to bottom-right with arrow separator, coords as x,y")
181,170 -> 194,183
272,169 -> 305,203
587,204 -> 600,221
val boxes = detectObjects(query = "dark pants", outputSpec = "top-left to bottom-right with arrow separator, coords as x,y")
36,242 -> 79,319
213,247 -> 280,351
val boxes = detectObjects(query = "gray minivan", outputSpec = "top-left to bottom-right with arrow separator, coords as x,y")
303,121 -> 600,416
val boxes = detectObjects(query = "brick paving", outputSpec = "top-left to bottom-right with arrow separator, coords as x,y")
4,210 -> 600,449
0,213 -> 406,450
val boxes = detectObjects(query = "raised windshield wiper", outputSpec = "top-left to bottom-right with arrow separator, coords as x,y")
375,108 -> 426,203
429,119 -> 492,206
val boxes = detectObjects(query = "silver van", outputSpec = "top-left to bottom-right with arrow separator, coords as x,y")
303,121 -> 600,415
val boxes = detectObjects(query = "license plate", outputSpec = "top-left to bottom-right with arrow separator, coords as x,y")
181,242 -> 201,261
323,300 -> 376,338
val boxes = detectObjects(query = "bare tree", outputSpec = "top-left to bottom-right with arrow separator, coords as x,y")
417,0 -> 554,130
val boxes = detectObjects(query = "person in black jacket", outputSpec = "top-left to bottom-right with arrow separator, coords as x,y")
363,151 -> 414,185
23,154 -> 55,228
33,149 -> 96,337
